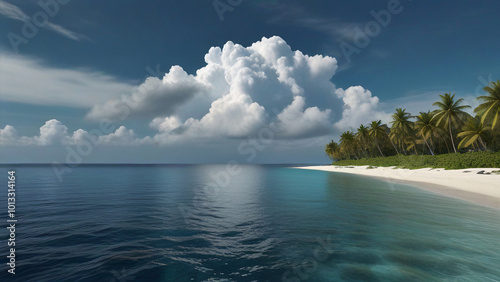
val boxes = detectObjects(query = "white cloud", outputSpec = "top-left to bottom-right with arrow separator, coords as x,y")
0,120 -> 151,146
273,96 -> 332,138
0,119 -> 69,146
45,22 -> 84,41
36,119 -> 69,145
149,92 -> 268,143
86,66 -> 207,120
0,0 -> 85,41
150,116 -> 182,133
0,125 -> 20,146
0,53 -> 134,107
192,92 -> 267,138
97,126 -> 152,146
334,86 -> 390,130
0,0 -> 28,21
91,36 -> 341,141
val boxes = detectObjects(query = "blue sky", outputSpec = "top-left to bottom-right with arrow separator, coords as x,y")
0,0 -> 499,164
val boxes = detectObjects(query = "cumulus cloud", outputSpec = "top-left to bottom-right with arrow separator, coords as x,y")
97,126 -> 152,146
0,125 -> 20,146
149,92 -> 268,142
150,116 -> 182,133
36,119 -> 69,145
334,86 -> 390,130
192,93 -> 266,138
91,36 -> 341,141
1,120 -> 70,146
0,120 -> 151,146
273,96 -> 332,138
86,66 -> 207,120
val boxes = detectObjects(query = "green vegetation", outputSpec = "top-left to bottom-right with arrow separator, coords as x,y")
475,80 -> 500,131
325,80 -> 500,168
333,152 -> 500,170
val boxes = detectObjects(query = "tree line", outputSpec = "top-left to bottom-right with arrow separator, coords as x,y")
325,80 -> 500,161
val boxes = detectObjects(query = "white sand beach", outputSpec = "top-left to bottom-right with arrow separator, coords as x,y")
295,166 -> 500,209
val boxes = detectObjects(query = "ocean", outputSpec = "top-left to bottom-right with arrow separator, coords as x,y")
0,164 -> 499,281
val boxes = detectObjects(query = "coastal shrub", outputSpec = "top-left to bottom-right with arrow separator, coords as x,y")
333,152 -> 500,169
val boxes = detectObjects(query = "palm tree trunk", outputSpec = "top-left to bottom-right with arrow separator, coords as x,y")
352,149 -> 359,160
361,146 -> 368,158
358,141 -> 368,158
449,122 -> 457,153
479,137 -> 488,151
441,136 -> 450,153
429,137 -> 436,153
400,137 -> 407,155
422,133 -> 434,155
375,140 -> 384,157
389,138 -> 399,155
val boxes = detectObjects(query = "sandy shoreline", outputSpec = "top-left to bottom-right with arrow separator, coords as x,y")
294,166 -> 500,210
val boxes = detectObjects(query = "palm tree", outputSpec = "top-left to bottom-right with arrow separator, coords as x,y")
432,92 -> 471,153
384,123 -> 400,155
428,110 -> 450,153
475,80 -> 500,131
325,141 -> 341,161
339,131 -> 359,159
355,124 -> 370,157
405,135 -> 421,155
390,108 -> 414,154
368,120 -> 386,157
415,111 -> 437,155
458,117 -> 490,150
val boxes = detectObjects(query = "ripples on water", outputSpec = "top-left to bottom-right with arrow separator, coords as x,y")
0,164 -> 499,281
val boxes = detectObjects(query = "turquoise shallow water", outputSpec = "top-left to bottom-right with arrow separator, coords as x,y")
0,164 -> 499,281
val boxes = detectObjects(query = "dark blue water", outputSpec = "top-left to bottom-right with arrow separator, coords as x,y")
0,165 -> 499,281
